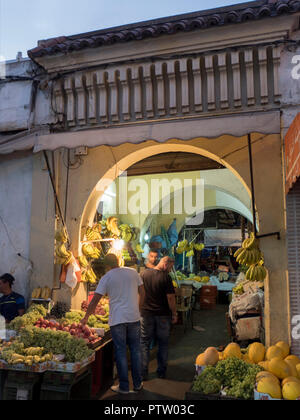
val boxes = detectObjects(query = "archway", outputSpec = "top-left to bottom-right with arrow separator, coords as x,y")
61,133 -> 288,347
79,142 -> 252,250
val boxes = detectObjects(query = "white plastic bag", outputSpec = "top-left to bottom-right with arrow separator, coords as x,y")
65,256 -> 81,289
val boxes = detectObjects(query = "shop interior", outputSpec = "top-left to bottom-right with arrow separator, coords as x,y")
82,151 -> 255,399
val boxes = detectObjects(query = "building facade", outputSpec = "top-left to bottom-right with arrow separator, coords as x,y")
1,0 -> 300,348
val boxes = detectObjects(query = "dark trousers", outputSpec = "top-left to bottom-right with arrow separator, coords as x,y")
141,315 -> 172,376
110,321 -> 142,392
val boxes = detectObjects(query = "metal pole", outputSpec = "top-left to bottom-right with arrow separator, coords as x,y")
43,151 -> 68,234
247,133 -> 257,237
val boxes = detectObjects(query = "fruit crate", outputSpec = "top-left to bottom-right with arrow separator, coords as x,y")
40,366 -> 92,400
2,370 -> 43,400
199,286 -> 218,297
0,370 -> 7,400
200,295 -> 216,310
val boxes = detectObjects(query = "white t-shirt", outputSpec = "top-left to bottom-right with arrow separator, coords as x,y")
95,267 -> 143,327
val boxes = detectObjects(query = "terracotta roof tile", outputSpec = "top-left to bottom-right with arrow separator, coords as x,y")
27,0 -> 300,59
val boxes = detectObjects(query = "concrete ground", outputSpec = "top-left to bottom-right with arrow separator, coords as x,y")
101,304 -> 231,401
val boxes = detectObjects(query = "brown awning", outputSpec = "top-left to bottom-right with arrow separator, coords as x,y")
285,113 -> 300,193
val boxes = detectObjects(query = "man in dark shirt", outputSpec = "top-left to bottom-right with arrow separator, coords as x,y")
140,256 -> 177,380
0,274 -> 25,323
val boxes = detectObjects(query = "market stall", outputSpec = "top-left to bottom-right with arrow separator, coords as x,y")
0,301 -> 113,400
187,339 -> 300,401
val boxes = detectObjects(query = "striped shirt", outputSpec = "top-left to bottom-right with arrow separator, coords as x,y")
0,292 -> 25,322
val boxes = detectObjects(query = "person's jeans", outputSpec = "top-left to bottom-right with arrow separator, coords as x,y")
141,315 -> 172,377
110,321 -> 142,392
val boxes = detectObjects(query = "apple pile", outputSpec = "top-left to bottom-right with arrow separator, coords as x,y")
81,297 -> 109,316
34,318 -> 101,345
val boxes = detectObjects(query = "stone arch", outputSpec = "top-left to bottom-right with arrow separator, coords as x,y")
139,186 -> 253,245
78,140 -> 252,251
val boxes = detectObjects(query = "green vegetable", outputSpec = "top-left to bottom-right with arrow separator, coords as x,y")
18,327 -> 93,363
192,357 -> 263,400
192,366 -> 221,395
8,304 -> 48,332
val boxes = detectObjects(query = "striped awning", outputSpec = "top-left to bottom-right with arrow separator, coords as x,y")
285,113 -> 300,193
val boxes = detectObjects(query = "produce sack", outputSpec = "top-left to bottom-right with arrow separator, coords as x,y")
229,290 -> 264,323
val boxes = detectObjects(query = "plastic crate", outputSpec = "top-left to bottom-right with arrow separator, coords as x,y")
200,295 -> 216,310
40,368 -> 92,400
2,371 -> 42,400
0,370 -> 7,400
199,286 -> 218,297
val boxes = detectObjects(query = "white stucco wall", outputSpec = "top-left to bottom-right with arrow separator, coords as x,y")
0,156 -> 33,301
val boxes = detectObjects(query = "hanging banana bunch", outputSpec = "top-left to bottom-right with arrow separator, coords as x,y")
106,217 -> 121,238
176,240 -> 205,255
85,223 -> 102,241
135,244 -> 144,254
234,232 -> 262,266
245,260 -> 267,282
119,224 -> 133,243
234,232 -> 267,282
82,244 -> 101,259
55,243 -> 73,266
55,227 -> 68,243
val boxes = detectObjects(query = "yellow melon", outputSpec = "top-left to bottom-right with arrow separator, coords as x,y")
196,353 -> 206,366
256,371 -> 280,385
285,359 -> 298,378
285,355 -> 300,367
296,364 -> 300,378
281,376 -> 300,386
248,342 -> 265,364
258,361 -> 269,371
257,377 -> 282,399
282,381 -> 300,400
223,343 -> 242,360
203,347 -> 219,366
218,351 -> 224,361
275,341 -> 290,359
268,358 -> 292,380
243,353 -> 251,364
266,346 -> 284,361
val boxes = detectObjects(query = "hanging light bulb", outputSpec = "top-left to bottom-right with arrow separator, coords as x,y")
114,239 -> 125,251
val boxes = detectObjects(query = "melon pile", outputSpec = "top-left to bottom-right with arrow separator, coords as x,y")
195,341 -> 300,400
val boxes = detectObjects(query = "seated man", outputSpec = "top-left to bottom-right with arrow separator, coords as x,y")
0,274 -> 25,323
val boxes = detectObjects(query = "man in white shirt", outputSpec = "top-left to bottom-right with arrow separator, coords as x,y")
81,254 -> 144,395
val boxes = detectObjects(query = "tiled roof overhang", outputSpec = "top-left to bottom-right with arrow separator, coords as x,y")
28,0 -> 300,59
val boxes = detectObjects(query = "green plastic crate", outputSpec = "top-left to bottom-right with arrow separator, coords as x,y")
40,369 -> 92,400
3,371 -> 42,400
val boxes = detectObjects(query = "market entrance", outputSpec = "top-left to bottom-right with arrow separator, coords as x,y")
77,148 -> 262,397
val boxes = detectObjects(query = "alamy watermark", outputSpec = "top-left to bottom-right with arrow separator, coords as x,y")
0,55 -> 6,80
0,315 -> 6,340
292,315 -> 300,340
291,55 -> 300,80
97,171 -> 204,223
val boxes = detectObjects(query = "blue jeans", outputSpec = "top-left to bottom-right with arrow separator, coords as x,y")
110,321 -> 142,392
141,315 -> 172,376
